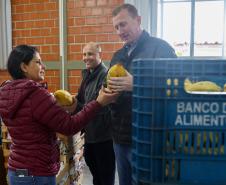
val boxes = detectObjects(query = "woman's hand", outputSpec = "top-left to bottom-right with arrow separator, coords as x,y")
60,97 -> 77,114
96,86 -> 119,106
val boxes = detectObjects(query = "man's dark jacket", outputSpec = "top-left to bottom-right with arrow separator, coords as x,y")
76,63 -> 112,143
110,30 -> 177,145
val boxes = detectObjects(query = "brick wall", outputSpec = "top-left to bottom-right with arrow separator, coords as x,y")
0,71 -> 11,86
68,69 -> 82,94
12,0 -> 59,61
0,0 -> 124,94
67,0 -> 123,94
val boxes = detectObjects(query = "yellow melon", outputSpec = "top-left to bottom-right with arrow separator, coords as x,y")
106,64 -> 127,88
54,90 -> 73,106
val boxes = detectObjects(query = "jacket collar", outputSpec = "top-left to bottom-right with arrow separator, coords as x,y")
82,62 -> 106,81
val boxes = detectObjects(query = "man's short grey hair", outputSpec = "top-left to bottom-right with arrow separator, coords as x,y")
112,4 -> 138,18
84,42 -> 101,53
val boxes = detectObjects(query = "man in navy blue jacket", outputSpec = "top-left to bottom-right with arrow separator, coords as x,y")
108,4 -> 177,185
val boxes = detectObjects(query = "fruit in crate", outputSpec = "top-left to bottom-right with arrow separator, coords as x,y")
54,90 -> 73,106
105,63 -> 127,88
184,79 -> 221,92
224,84 -> 226,91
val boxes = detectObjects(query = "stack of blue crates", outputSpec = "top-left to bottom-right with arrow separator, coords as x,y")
132,58 -> 226,185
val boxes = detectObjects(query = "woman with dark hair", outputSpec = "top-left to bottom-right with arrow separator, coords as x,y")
0,45 -> 118,185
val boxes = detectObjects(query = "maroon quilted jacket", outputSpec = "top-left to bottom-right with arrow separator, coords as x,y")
0,79 -> 101,176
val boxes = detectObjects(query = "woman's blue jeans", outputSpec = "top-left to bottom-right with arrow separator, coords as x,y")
8,169 -> 56,185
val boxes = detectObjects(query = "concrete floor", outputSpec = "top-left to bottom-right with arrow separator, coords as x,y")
82,164 -> 119,185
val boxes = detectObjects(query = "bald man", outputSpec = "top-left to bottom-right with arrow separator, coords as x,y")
75,42 -> 115,185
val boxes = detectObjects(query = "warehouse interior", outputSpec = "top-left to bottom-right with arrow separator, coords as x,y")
1,0 -> 226,185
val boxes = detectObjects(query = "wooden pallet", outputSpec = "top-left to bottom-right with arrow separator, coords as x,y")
56,132 -> 84,185
1,124 -> 10,169
1,122 -> 8,185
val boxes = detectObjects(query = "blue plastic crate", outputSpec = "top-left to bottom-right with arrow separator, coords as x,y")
132,58 -> 226,185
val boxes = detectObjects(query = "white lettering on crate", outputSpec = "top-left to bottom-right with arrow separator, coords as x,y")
175,102 -> 226,126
